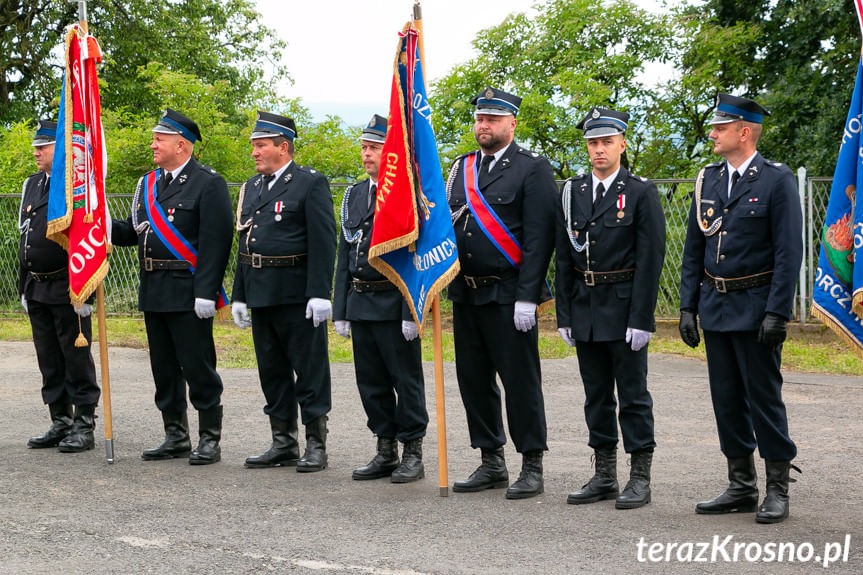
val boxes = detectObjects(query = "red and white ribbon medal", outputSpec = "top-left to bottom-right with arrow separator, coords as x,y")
167,208 -> 175,222
274,201 -> 284,222
616,194 -> 626,219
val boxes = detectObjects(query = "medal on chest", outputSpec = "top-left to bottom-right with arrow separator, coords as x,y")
616,194 -> 626,219
167,208 -> 175,222
274,201 -> 284,222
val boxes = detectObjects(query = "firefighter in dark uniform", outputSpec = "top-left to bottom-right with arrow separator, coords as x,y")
555,108 -> 666,509
231,111 -> 336,473
112,109 -> 233,465
333,114 -> 428,483
447,87 -> 558,500
679,93 -> 802,524
19,120 -> 100,453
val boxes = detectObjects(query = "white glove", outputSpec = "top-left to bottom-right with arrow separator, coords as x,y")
305,298 -> 332,327
335,320 -> 351,338
402,320 -> 419,341
74,303 -> 93,318
194,298 -> 216,319
558,327 -> 575,347
21,295 -> 28,313
513,300 -> 537,332
626,327 -> 652,352
231,301 -> 251,329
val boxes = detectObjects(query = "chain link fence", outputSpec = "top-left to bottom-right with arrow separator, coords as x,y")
0,177 -> 830,321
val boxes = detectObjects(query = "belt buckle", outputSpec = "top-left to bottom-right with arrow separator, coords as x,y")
354,282 -> 365,293
714,277 -> 727,293
583,270 -> 595,287
251,253 -> 263,269
464,276 -> 478,289
144,257 -> 153,272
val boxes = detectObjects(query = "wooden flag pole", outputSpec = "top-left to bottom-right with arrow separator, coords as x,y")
413,0 -> 448,497
72,0 -> 114,463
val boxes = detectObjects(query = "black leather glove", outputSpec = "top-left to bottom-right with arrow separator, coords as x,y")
758,312 -> 787,349
678,310 -> 700,348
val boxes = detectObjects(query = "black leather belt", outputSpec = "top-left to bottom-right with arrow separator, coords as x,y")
141,258 -> 191,271
463,270 -> 517,289
239,253 -> 307,268
574,267 -> 635,286
29,268 -> 67,282
704,270 -> 773,293
352,279 -> 396,293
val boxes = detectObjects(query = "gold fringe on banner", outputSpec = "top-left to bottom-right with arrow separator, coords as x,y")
811,305 -> 863,359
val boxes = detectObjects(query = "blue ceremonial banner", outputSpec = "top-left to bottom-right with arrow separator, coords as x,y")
811,36 -> 863,356
368,23 -> 459,335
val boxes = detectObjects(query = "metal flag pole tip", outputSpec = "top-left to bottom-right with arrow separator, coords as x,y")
440,486 -> 449,497
105,439 -> 115,463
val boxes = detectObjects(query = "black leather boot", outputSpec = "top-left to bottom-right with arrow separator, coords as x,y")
352,436 -> 399,480
756,460 -> 795,524
28,403 -> 73,448
297,415 -> 328,472
245,416 -> 300,468
615,450 -> 652,509
391,438 -> 424,483
452,447 -> 509,492
189,406 -> 222,465
142,410 -> 192,460
506,450 -> 544,499
58,404 -> 96,453
567,448 -> 619,504
696,455 -> 758,514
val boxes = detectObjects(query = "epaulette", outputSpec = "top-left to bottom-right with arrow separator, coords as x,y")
295,164 -> 321,175
517,148 -> 542,159
628,172 -> 648,183
199,164 -> 218,175
762,159 -> 789,171
450,151 -> 472,167
568,172 -> 588,183
704,161 -> 723,169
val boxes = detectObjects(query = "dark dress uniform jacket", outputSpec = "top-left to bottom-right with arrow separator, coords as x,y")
333,179 -> 409,322
679,154 -> 802,331
232,163 -> 336,307
112,158 -> 233,310
18,172 -> 76,304
555,168 -> 666,341
447,143 -> 558,304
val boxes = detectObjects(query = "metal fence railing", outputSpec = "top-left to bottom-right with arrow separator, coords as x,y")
0,177 -> 832,322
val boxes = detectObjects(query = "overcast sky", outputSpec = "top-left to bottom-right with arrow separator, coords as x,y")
256,0 -> 670,125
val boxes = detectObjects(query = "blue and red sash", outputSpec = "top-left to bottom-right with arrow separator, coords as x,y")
462,152 -> 522,268
143,169 -> 229,310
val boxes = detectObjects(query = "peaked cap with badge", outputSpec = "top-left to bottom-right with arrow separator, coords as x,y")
31,120 -> 57,147
577,107 -> 629,139
360,114 -> 387,143
250,110 -> 297,141
152,108 -> 202,143
709,93 -> 770,125
471,86 -> 522,117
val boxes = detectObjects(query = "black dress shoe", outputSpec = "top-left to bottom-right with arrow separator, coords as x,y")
245,416 -> 300,468
696,455 -> 758,514
28,403 -> 73,449
353,436 -> 399,480
391,438 -> 424,484
58,405 -> 96,453
506,451 -> 543,499
189,406 -> 222,465
142,410 -> 191,460
453,447 -> 508,492
567,448 -> 618,505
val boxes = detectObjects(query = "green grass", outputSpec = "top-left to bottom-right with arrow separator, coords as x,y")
1,314 -> 861,375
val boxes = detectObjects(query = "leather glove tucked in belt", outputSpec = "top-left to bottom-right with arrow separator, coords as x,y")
335,320 -> 351,338
194,298 -> 216,319
21,295 -> 28,313
626,327 -> 652,352
758,312 -> 787,349
305,298 -> 332,327
558,327 -> 575,347
678,310 -> 700,348
513,300 -> 537,332
74,303 -> 93,318
231,301 -> 251,329
402,320 -> 419,342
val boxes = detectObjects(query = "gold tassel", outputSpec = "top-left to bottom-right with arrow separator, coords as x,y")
74,315 -> 88,347
84,213 -> 93,223
216,305 -> 231,321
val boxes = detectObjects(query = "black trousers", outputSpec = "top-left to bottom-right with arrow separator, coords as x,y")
452,302 -> 547,453
703,330 -> 796,461
574,339 -> 654,454
251,303 -> 331,425
27,300 -> 99,406
351,320 -> 427,442
144,311 -> 222,413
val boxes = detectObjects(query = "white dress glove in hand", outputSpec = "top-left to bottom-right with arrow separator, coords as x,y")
305,298 -> 332,327
335,320 -> 351,338
402,320 -> 419,341
513,300 -> 537,332
558,327 -> 575,347
74,303 -> 93,318
194,298 -> 216,319
231,301 -> 251,329
21,295 -> 28,313
626,327 -> 652,352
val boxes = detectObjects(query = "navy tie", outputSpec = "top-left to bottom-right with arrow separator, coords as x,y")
593,182 -> 605,213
